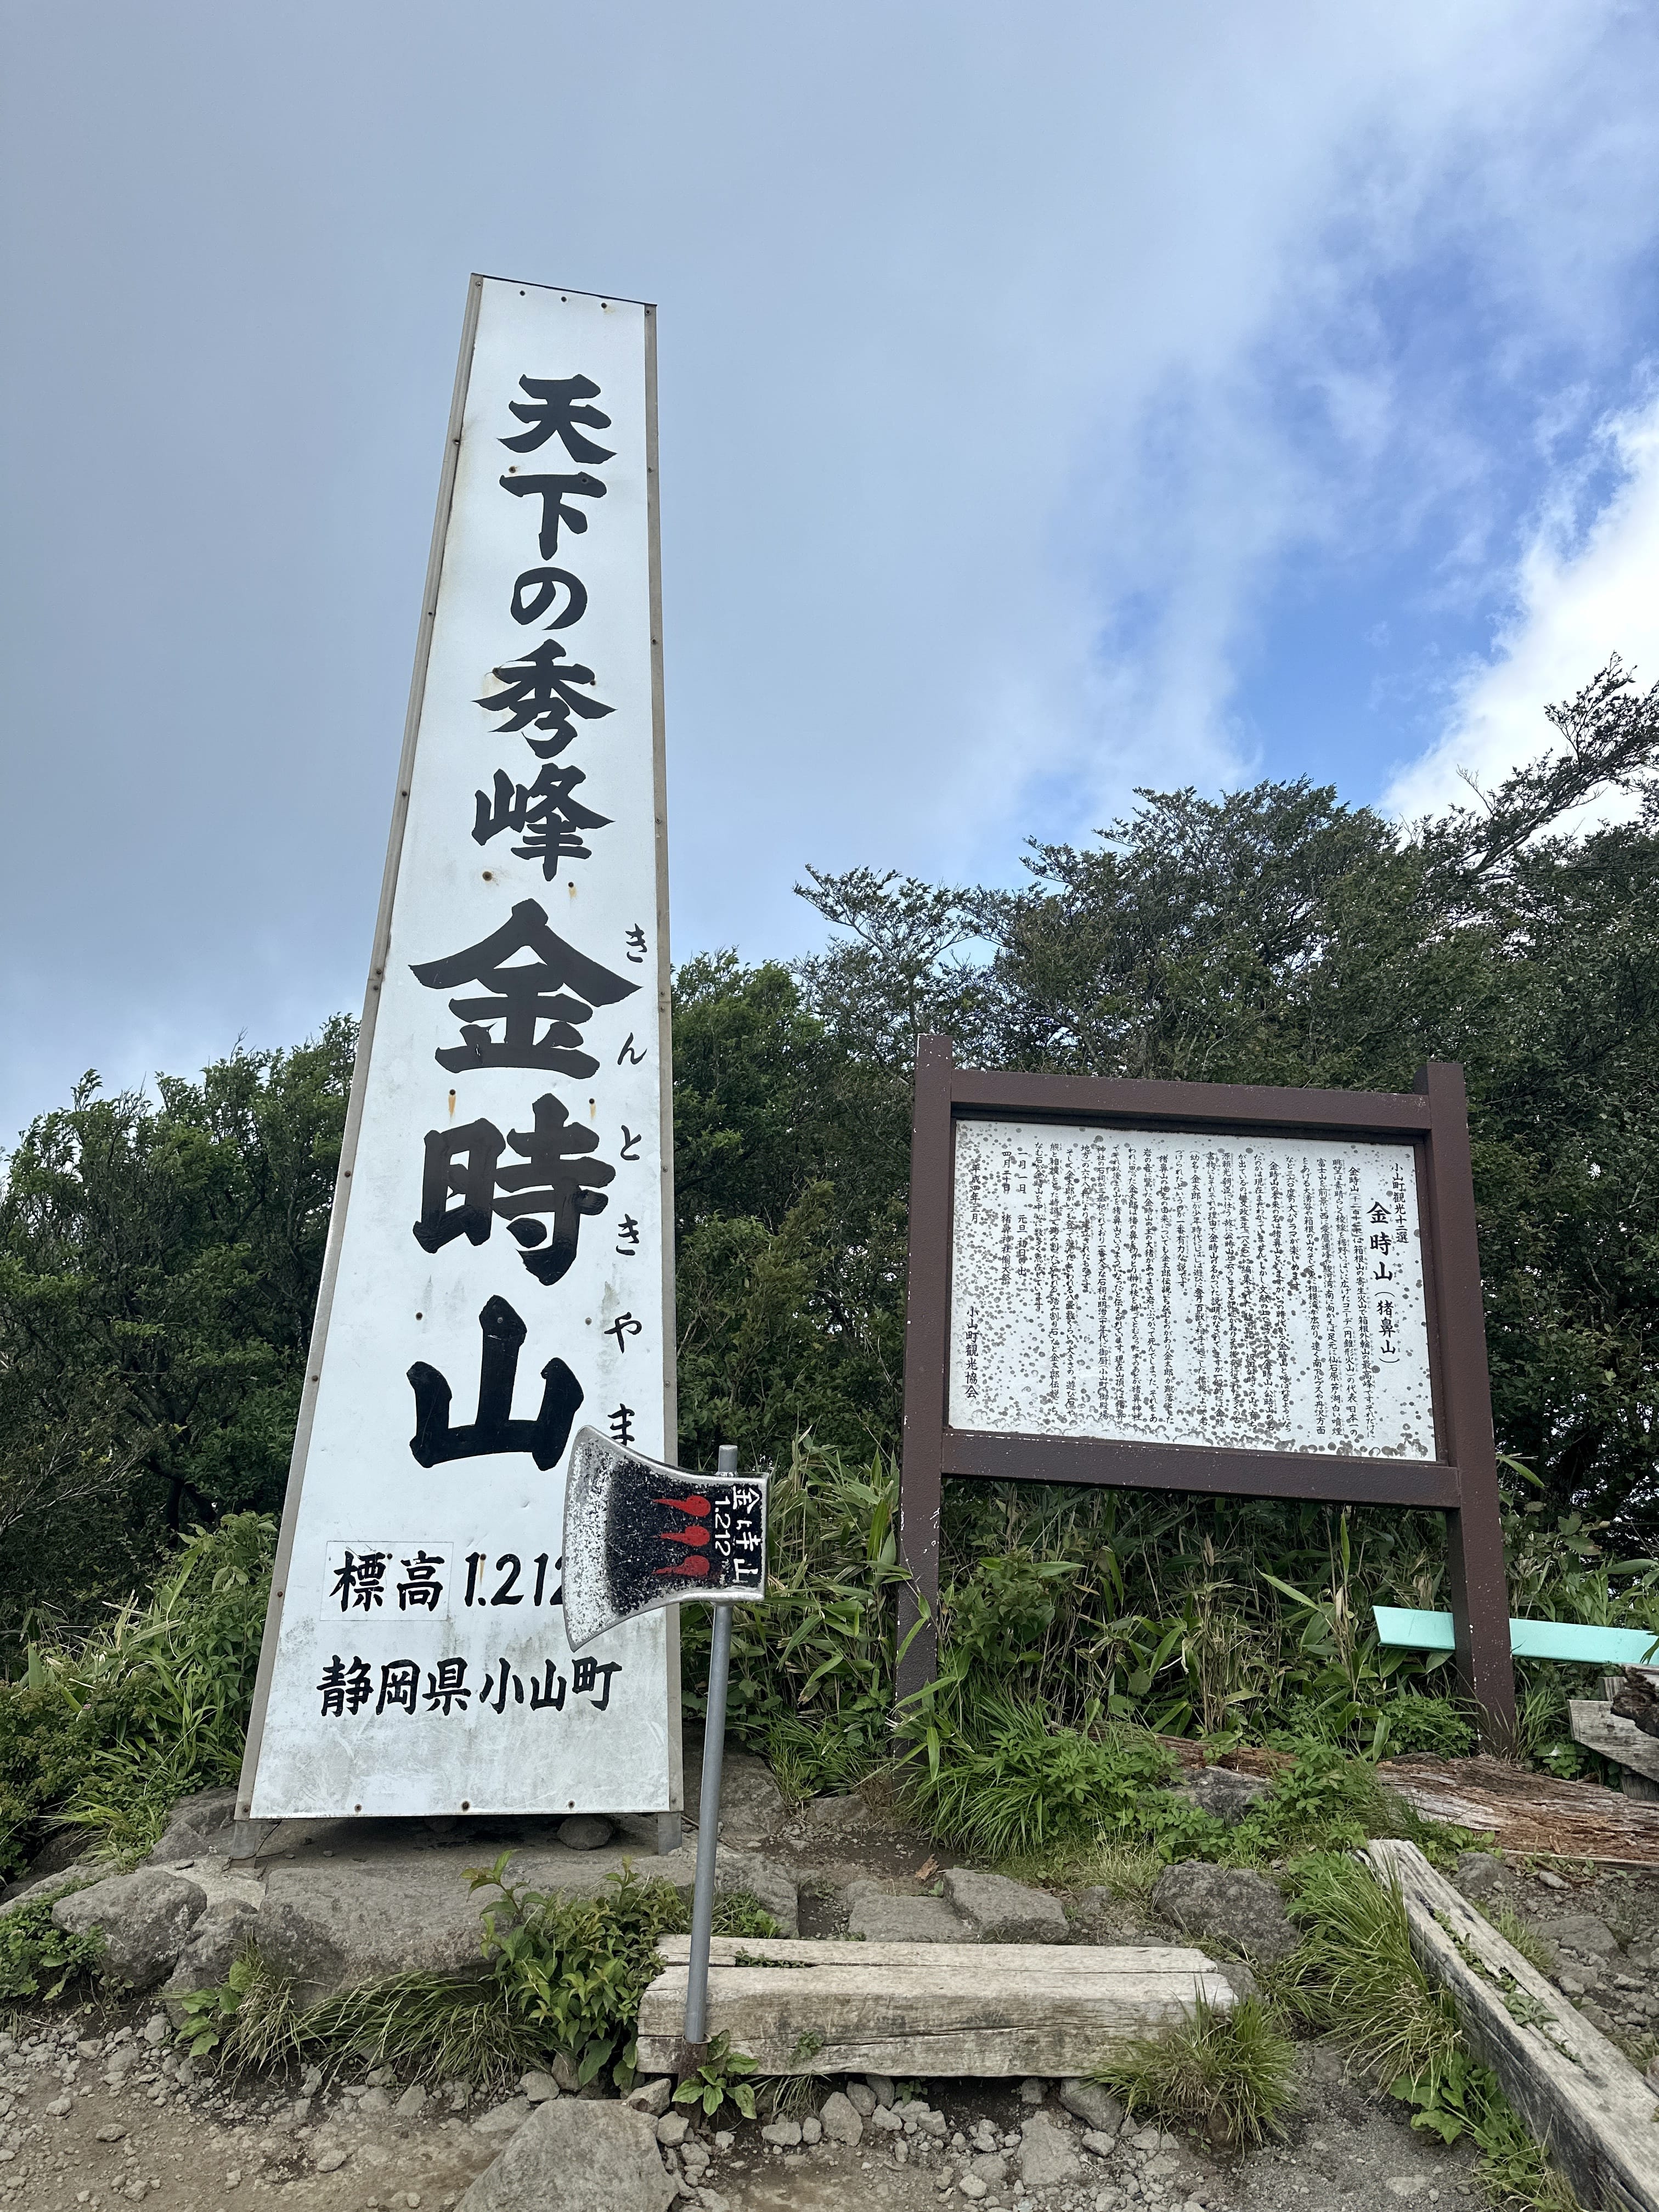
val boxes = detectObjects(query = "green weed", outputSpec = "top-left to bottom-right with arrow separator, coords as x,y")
1095,1991 -> 1297,2152
673,2030 -> 759,2120
470,1859 -> 688,2092
0,1892 -> 102,2002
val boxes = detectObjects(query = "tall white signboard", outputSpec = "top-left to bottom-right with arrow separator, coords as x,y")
239,276 -> 679,1820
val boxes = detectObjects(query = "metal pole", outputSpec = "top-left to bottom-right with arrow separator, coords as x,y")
683,1444 -> 738,2050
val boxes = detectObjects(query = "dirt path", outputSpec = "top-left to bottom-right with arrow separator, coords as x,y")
1,2004 -> 1483,2212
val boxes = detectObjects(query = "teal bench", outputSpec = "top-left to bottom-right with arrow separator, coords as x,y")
1374,1606 -> 1659,1667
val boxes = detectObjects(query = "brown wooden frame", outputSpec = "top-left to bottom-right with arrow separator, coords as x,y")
896,1038 -> 1517,1743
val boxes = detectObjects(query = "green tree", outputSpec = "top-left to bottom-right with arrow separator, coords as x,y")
0,1023 -> 353,1635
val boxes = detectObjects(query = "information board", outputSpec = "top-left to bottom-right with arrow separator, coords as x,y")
896,1042 -> 1517,1742
238,275 -> 679,1820
949,1120 -> 1435,1459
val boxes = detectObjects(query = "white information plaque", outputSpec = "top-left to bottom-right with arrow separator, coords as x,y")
948,1119 -> 1436,1459
240,278 -> 678,1820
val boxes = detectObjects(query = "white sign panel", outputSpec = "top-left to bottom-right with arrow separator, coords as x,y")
949,1120 -> 1436,1459
241,277 -> 678,1819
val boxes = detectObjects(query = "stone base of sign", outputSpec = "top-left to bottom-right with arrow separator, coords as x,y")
1363,1839 -> 1659,2212
635,1934 -> 1233,2078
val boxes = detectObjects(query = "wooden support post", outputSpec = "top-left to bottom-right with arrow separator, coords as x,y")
1414,1064 -> 1517,1748
895,1035 -> 953,1709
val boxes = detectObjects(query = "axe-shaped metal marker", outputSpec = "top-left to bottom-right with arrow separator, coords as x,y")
561,1427 -> 769,2053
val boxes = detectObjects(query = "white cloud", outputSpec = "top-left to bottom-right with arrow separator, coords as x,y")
1386,388 -> 1659,823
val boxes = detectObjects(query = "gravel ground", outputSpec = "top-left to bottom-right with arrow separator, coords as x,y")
0,2006 -> 1483,2212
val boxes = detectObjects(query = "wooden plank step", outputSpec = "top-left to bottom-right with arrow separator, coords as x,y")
1363,1840 -> 1659,2212
637,1937 -> 1232,2078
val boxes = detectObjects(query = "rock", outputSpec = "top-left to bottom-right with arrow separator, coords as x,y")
360,2087 -> 390,2113
819,2090 -> 864,2147
473,2097 -> 531,2135
1018,2112 -> 1085,2187
958,2181 -> 988,2202
520,2072 -> 558,2104
626,2078 -> 672,2117
457,2102 -> 676,2211
1537,1869 -> 1567,1891
1059,2079 -> 1124,2135
872,2104 -> 904,2132
257,1858 -> 494,2006
799,2116 -> 821,2145
314,2149 -> 348,2174
556,1815 -> 615,1852
865,2073 -> 895,2107
654,2113 -> 689,2148
143,2012 -> 170,2044
160,1897 -> 262,2019
942,1869 -> 1068,1944
1082,2129 -> 1118,2155
845,2081 -> 876,2117
1549,1913 -> 1620,1956
548,2054 -> 582,2094
710,1753 -> 788,1847
1018,2076 -> 1046,2104
1217,1960 -> 1260,2001
1151,1863 -> 1296,1962
143,1788 -> 249,1868
760,2120 -> 802,2146
396,2084 -> 428,2118
969,2151 -> 1007,2181
1180,1767 -> 1272,1825
301,2066 -> 324,2098
845,1883 -> 964,1943
53,1870 -> 207,1990
1454,1852 -> 1504,1903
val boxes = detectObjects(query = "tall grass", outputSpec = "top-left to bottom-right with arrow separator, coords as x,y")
0,1512 -> 274,1868
1096,1991 -> 1297,2152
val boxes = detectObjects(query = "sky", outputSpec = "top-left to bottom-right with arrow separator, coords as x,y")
3,2 -> 1659,1142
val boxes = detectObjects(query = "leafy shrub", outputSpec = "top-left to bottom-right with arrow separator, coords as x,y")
471,1860 -> 689,2091
0,1892 -> 103,2002
0,1687 -> 91,1881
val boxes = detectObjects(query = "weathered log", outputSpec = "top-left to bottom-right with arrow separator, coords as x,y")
1363,1839 -> 1659,2212
637,1936 -> 1232,2078
1570,1701 -> 1659,1790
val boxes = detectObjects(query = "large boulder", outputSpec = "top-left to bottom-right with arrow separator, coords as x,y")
1152,1863 -> 1297,1962
456,2095 -> 676,2211
53,1869 -> 206,1990
943,1867 -> 1067,1943
256,1857 -> 493,2006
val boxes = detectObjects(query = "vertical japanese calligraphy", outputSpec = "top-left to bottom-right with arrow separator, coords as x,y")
948,1121 -> 1436,1458
241,279 -> 676,1823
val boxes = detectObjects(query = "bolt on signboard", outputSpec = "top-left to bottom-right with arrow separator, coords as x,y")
897,1037 -> 1517,1743
237,275 -> 680,1822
